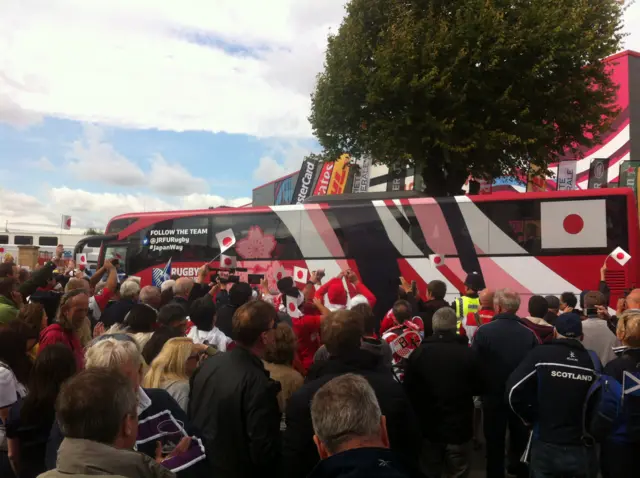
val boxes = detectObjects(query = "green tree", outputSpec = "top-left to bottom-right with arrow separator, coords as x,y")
83,228 -> 104,236
310,0 -> 626,196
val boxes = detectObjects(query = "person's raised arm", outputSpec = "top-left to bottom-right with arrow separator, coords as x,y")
89,264 -> 107,289
348,270 -> 377,307
104,259 -> 118,292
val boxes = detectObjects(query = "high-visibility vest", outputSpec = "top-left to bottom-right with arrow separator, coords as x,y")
454,296 -> 480,334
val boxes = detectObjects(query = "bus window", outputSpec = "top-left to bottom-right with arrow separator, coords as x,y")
477,196 -> 629,256
325,204 -> 400,259
605,196 -> 629,252
14,235 -> 34,245
106,218 -> 138,235
225,212 -> 303,261
39,236 -> 59,246
0,235 -> 8,244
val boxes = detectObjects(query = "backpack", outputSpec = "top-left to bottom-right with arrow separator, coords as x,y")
584,350 -> 640,443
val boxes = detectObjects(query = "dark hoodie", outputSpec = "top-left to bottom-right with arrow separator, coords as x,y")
419,299 -> 453,338
308,448 -> 416,478
313,337 -> 392,371
283,349 -> 421,478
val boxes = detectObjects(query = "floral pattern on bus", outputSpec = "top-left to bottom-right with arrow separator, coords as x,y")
239,260 -> 291,291
236,226 -> 277,259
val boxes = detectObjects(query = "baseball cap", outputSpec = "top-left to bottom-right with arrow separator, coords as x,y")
555,312 -> 583,339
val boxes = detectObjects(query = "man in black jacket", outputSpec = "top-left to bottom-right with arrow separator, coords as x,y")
215,282 -> 253,336
189,300 -> 281,478
418,279 -> 452,338
404,307 -> 483,478
283,309 -> 421,478
507,313 -> 599,477
472,288 -> 539,478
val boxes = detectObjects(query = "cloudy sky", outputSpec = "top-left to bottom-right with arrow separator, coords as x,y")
1,0 -> 639,233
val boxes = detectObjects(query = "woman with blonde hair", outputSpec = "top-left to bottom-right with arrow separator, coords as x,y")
143,337 -> 206,412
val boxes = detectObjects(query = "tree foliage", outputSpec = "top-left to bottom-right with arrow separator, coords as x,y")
83,228 -> 103,236
310,0 -> 626,195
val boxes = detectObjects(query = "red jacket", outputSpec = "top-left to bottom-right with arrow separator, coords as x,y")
39,324 -> 84,371
291,314 -> 322,372
460,307 -> 495,340
315,280 -> 377,309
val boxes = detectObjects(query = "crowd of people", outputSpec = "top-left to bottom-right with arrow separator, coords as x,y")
0,252 -> 639,478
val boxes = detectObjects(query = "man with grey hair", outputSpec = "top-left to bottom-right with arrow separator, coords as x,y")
100,279 -> 141,329
309,374 -> 415,478
140,285 -> 162,310
172,277 -> 194,309
472,288 -> 539,478
404,307 -> 483,477
40,368 -> 174,478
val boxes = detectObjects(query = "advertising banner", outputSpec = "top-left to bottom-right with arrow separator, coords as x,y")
557,161 -> 577,190
588,158 -> 608,189
352,156 -> 372,193
618,161 -> 640,190
387,165 -> 406,192
313,162 -> 335,196
291,157 -> 319,204
327,154 -> 351,195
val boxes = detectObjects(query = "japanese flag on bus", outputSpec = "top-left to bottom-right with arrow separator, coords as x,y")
293,266 -> 308,284
429,254 -> 445,267
610,247 -> 631,266
216,229 -> 236,253
540,199 -> 607,249
220,254 -> 236,269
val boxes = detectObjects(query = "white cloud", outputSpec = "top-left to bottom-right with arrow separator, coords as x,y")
0,0 -> 348,138
67,124 -> 145,186
0,92 -> 42,128
65,124 -> 211,195
0,186 -> 251,233
252,139 -> 316,182
0,1 -> 637,140
147,154 -> 208,196
30,156 -> 55,171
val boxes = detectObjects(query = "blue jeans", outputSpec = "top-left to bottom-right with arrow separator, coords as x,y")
530,440 -> 597,478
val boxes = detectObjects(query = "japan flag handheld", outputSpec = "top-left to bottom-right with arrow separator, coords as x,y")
62,215 -> 72,230
540,199 -> 607,249
429,254 -> 445,267
216,229 -> 236,253
75,253 -> 87,266
220,254 -> 236,269
293,266 -> 308,284
610,247 -> 631,266
286,296 -> 302,318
